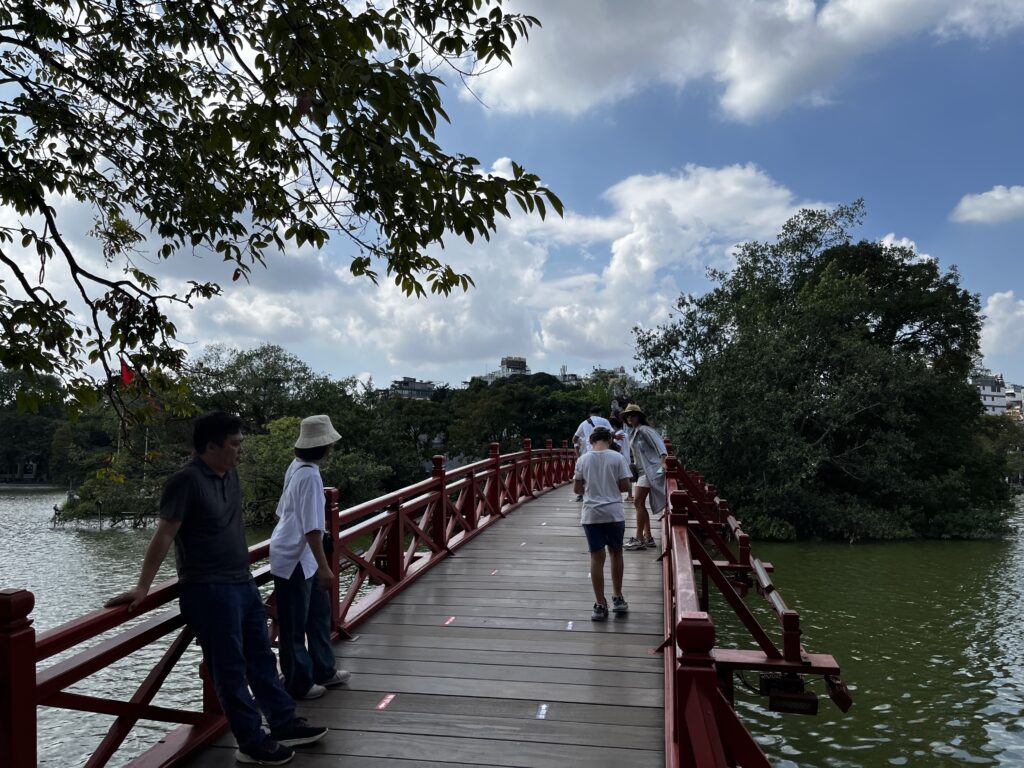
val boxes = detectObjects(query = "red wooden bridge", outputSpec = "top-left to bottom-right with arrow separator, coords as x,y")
0,439 -> 851,767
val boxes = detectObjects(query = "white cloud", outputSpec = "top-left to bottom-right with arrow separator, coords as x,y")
880,232 -> 932,261
468,0 -> 1024,121
950,185 -> 1024,224
982,291 -> 1024,358
170,163 -> 818,382
6,159 -> 821,385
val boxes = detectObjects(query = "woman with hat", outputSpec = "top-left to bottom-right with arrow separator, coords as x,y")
270,415 -> 351,700
621,404 -> 668,551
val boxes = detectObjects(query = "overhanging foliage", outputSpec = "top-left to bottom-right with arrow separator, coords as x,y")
0,0 -> 561,416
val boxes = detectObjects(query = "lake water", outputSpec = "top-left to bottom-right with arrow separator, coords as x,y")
3,486 -> 1024,766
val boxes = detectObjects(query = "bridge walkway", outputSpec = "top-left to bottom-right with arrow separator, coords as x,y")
184,484 -> 665,768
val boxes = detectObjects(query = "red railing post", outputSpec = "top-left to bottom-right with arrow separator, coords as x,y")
0,589 -> 36,768
431,455 -> 447,548
562,439 -> 572,483
507,445 -> 519,504
544,438 -> 554,488
488,442 -> 500,515
384,502 -> 404,582
522,438 -> 533,498
324,488 -> 341,632
782,610 -> 803,662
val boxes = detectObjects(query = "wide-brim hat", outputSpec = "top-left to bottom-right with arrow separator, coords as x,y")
621,403 -> 645,418
295,415 -> 341,449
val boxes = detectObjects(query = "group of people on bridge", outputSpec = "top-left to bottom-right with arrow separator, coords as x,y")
100,404 -> 670,766
106,412 -> 349,766
572,403 -> 668,621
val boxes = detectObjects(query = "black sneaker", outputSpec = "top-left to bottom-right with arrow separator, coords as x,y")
591,602 -> 609,621
612,595 -> 629,614
624,536 -> 646,551
644,536 -> 656,549
270,718 -> 328,747
575,494 -> 584,502
236,737 -> 294,765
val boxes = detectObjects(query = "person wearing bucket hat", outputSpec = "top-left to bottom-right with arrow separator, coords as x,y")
270,415 -> 351,703
621,404 -> 668,551
108,412 -> 328,764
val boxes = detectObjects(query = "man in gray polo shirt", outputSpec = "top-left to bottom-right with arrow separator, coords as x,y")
107,412 -> 327,765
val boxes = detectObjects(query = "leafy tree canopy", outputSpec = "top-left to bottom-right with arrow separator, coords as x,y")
636,200 -> 1013,540
0,0 -> 561,416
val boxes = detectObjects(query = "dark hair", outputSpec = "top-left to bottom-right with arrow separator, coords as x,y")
589,406 -> 603,415
609,416 -> 622,429
294,444 -> 331,461
193,411 -> 243,453
590,426 -> 613,444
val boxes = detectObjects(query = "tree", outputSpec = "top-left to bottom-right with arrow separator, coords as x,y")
635,201 -> 1012,540
0,0 -> 561,415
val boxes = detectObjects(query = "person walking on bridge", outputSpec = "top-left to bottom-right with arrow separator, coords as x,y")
270,415 -> 351,701
106,411 -> 326,766
621,403 -> 668,551
573,426 -> 632,621
572,406 -> 613,501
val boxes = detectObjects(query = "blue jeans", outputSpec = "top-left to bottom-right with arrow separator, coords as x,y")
273,564 -> 336,697
178,580 -> 296,749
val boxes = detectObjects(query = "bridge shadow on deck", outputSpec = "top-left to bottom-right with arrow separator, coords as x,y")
185,484 -> 665,768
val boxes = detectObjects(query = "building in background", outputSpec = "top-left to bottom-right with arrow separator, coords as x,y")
470,356 -> 532,385
389,377 -> 436,399
973,370 -> 1007,416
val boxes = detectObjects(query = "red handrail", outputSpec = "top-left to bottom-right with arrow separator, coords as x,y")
0,440 -> 576,768
659,451 -> 852,767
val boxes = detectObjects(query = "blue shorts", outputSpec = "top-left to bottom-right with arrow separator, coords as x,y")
583,521 -> 626,553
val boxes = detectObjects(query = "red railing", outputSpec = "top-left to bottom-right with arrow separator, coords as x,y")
0,438 -> 576,768
657,449 -> 853,767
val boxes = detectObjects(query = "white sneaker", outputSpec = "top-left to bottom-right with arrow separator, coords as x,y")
300,683 -> 326,700
320,669 -> 351,687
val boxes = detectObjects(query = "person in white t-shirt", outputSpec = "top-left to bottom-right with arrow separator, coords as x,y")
573,426 -> 632,621
572,406 -> 613,501
270,415 -> 351,700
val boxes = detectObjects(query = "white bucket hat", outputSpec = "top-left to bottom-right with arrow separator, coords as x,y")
294,414 -> 341,449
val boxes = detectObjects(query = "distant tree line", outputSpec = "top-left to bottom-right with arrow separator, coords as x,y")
0,350 -> 632,525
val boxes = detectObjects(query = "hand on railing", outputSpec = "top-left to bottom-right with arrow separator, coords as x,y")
104,585 -> 150,613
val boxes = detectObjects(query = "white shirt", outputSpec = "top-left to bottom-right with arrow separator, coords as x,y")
573,449 -> 631,524
573,415 -> 613,454
269,460 -> 326,579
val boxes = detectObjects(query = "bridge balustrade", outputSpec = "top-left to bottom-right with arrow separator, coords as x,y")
657,449 -> 853,767
0,439 -> 575,768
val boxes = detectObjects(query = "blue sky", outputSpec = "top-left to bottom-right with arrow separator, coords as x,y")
175,1 -> 1024,386
16,1 -> 1022,388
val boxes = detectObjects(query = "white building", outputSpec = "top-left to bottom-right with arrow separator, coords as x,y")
973,371 -> 1007,416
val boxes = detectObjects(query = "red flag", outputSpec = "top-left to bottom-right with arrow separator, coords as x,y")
119,358 -> 135,386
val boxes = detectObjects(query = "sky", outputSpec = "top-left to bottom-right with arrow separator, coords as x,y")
17,0 -> 1024,388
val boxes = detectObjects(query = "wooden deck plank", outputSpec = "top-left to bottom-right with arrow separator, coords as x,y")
328,642 -> 662,673
297,690 -> 663,728
183,484 -> 665,767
